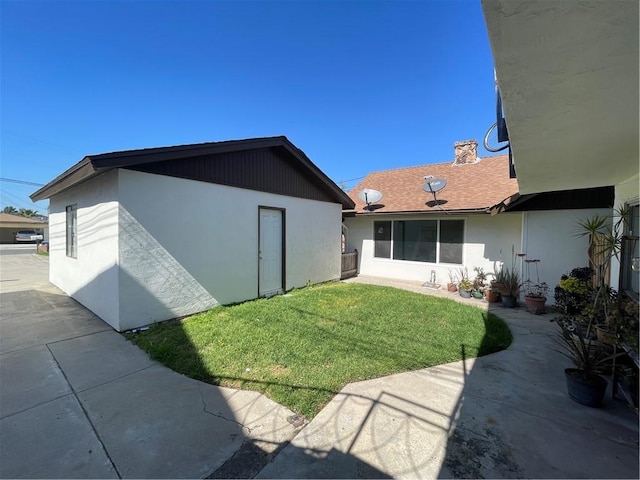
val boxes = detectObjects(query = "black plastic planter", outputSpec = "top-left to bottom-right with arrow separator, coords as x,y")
501,295 -> 517,308
564,368 -> 607,407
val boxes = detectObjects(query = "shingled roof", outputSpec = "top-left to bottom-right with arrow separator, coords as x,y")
347,154 -> 518,214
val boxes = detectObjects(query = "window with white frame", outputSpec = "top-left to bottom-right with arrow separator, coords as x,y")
373,219 -> 464,264
66,204 -> 77,258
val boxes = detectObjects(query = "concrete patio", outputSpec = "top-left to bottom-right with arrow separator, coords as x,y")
1,251 -> 638,479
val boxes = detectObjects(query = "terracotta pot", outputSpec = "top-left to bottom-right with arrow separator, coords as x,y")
491,282 -> 507,296
524,295 -> 546,314
447,283 -> 458,292
596,326 -> 617,345
485,289 -> 501,303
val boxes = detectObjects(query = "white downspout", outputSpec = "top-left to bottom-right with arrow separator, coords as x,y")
520,211 -> 528,299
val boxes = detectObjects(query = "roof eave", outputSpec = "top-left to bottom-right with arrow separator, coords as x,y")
30,136 -> 356,209
348,207 -> 494,216
30,157 -> 96,202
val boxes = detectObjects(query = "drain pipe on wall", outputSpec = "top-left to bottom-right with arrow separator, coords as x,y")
520,211 -> 528,299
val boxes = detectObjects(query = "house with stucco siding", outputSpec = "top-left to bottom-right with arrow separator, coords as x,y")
343,140 -> 614,295
31,136 -> 354,332
481,0 -> 639,299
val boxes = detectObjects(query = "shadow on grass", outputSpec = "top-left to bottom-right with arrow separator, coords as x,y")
127,317 -> 393,479
127,297 -> 514,478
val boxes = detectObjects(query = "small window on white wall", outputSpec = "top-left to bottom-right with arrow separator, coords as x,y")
66,205 -> 77,258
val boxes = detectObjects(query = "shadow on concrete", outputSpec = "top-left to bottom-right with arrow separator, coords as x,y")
127,297 -> 514,478
124,315 -> 392,479
437,305 -> 640,479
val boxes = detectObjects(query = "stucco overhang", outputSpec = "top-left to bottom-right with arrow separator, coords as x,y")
31,136 -> 355,209
482,0 -> 639,194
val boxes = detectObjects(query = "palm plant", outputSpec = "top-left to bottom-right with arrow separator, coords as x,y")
2,206 -> 18,214
18,208 -> 38,218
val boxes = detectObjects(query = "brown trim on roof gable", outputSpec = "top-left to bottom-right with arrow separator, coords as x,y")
31,136 -> 355,208
127,146 -> 338,204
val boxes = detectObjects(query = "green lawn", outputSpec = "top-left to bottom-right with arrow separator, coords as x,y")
127,282 -> 512,418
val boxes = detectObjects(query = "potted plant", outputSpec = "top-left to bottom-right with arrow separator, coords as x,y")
471,266 -> 487,299
484,287 -> 501,303
446,269 -> 458,292
491,267 -> 507,298
458,278 -> 473,298
573,207 -> 637,347
523,258 -> 548,314
500,268 -> 521,308
555,320 -> 612,407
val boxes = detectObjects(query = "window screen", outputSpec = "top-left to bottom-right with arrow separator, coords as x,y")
66,205 -> 77,258
439,220 -> 464,264
374,221 -> 391,258
393,220 -> 437,262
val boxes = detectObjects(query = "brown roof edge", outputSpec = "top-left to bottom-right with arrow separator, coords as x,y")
488,193 -> 527,216
31,136 -> 355,209
278,138 -> 355,209
346,207 -> 493,216
88,136 -> 289,169
30,157 -> 95,202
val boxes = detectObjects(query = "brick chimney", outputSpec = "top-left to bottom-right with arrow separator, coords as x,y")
453,139 -> 478,165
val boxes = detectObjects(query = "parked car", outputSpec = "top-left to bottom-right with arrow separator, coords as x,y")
14,230 -> 43,243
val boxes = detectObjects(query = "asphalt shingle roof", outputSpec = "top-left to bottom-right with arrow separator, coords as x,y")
347,154 -> 518,214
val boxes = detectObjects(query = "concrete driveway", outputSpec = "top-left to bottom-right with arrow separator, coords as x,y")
0,246 -> 300,479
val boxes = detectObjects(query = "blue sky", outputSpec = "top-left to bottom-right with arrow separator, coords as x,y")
1,0 -> 500,214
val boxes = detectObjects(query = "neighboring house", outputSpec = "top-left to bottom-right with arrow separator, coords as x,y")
343,140 -> 613,294
482,0 -> 639,298
31,136 -> 355,332
0,213 -> 47,244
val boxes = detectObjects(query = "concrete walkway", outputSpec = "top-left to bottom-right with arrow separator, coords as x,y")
0,247 -> 301,479
2,252 -> 638,479
258,276 -> 639,479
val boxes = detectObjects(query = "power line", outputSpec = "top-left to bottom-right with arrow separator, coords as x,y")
0,177 -> 45,187
0,190 -> 43,212
338,175 -> 366,184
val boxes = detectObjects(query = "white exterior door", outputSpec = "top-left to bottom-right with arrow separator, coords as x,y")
259,208 -> 283,297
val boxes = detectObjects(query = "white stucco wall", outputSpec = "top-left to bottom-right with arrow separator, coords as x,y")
117,169 -> 341,331
344,213 -> 522,285
523,208 -> 612,301
48,170 -> 120,328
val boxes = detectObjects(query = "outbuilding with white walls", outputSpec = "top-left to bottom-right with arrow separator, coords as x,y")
31,136 -> 355,332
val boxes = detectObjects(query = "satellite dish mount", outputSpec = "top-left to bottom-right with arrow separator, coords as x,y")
358,188 -> 383,211
423,176 -> 447,205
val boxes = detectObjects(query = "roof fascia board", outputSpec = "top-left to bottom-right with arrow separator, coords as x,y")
31,136 -> 356,209
30,158 -> 95,202
278,138 -> 355,209
90,137 -> 285,170
351,208 -> 491,216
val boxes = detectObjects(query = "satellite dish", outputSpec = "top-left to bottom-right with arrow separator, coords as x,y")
358,188 -> 383,208
423,177 -> 447,204
423,178 -> 447,193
